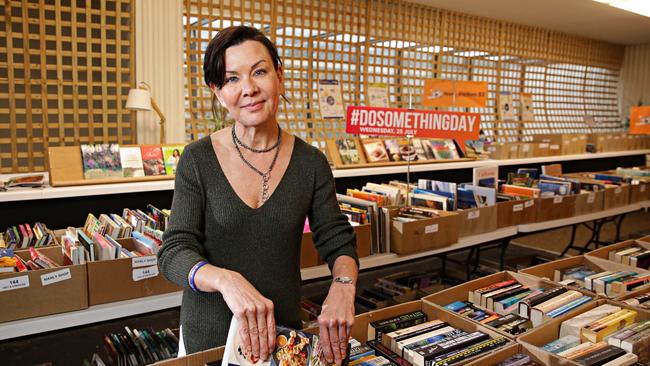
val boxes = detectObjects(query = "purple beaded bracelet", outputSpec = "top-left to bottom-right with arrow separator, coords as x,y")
188,261 -> 208,293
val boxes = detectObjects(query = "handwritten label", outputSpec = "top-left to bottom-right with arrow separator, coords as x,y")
587,193 -> 596,204
132,265 -> 159,282
0,275 -> 29,292
513,204 -> 524,212
41,268 -> 71,286
132,256 -> 157,268
538,143 -> 549,149
615,187 -> 622,194
525,200 -> 534,208
554,196 -> 563,204
468,211 -> 480,220
425,224 -> 439,234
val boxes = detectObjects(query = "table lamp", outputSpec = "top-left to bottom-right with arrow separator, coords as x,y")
125,82 -> 166,144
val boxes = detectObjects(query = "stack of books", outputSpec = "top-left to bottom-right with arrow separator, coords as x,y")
2,247 -> 60,272
334,137 -> 460,166
444,301 -> 531,335
622,294 -> 650,310
607,245 -> 650,269
556,267 -> 650,298
366,310 -> 509,366
89,326 -> 179,365
2,222 -> 54,249
542,303 -> 645,364
492,353 -> 542,366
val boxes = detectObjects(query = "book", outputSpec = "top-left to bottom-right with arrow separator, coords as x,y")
469,279 -> 518,306
620,328 -> 650,364
429,139 -> 454,160
559,304 -> 621,338
367,83 -> 389,108
601,353 -> 638,366
81,144 -> 123,179
542,335 -> 580,354
408,331 -> 489,366
162,145 -> 184,175
494,353 -> 534,366
545,295 -> 592,318
607,320 -> 650,347
518,287 -> 567,319
382,320 -> 445,350
317,79 -> 345,119
473,165 -> 498,190
336,139 -> 364,165
573,344 -> 626,366
367,311 -> 427,343
119,146 -> 145,177
556,341 -> 595,358
427,336 -> 508,366
140,145 -> 167,176
530,290 -> 584,326
582,309 -> 637,343
362,139 -> 390,163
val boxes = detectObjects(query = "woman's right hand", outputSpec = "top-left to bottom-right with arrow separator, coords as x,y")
216,268 -> 276,362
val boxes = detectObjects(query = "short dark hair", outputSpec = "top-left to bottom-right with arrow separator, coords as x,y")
203,25 -> 283,89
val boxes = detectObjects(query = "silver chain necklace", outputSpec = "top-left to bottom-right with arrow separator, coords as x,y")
231,125 -> 282,204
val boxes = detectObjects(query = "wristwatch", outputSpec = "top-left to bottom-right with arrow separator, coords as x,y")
333,276 -> 355,285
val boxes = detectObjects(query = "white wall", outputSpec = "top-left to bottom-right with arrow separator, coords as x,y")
135,0 -> 186,144
620,43 -> 650,124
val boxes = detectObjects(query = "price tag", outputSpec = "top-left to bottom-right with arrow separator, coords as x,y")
425,224 -> 439,234
41,268 -> 71,286
0,275 -> 29,292
510,145 -> 518,152
550,144 -> 560,150
132,256 -> 157,268
468,211 -> 480,220
132,265 -> 159,282
615,187 -> 622,194
553,196 -> 563,204
539,143 -> 549,149
587,193 -> 596,204
641,185 -> 646,193
513,204 -> 524,212
525,200 -> 534,208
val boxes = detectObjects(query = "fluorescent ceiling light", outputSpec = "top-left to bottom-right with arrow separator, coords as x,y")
593,0 -> 650,18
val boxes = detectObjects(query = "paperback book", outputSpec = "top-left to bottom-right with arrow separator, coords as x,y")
81,144 -> 123,179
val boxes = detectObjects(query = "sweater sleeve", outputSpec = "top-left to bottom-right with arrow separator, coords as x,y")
158,146 -> 208,288
308,149 -> 359,270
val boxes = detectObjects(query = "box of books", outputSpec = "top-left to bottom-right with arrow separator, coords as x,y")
86,238 -> 179,305
486,143 -> 518,160
364,300 -> 512,366
602,184 -> 631,210
153,346 -> 224,365
630,182 -> 650,203
464,343 -> 577,366
517,143 -> 535,159
458,205 -> 498,238
0,246 -> 88,322
615,286 -> 650,310
532,142 -> 552,157
301,224 -> 372,268
422,271 -> 591,335
496,198 -> 537,228
573,190 -> 605,216
536,195 -> 577,222
585,239 -> 650,269
518,299 -> 650,365
387,208 -> 461,255
521,255 -> 650,299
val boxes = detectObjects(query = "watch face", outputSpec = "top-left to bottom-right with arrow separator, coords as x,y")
334,277 -> 353,284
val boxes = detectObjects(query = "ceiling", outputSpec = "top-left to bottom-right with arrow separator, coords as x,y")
408,0 -> 650,45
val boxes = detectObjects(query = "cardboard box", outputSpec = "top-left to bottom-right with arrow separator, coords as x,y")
603,184 -> 631,210
630,182 -> 650,203
300,224 -> 372,268
389,209 -> 461,255
366,300 -> 513,361
458,205 -> 498,238
153,346 -> 224,366
496,198 -> 537,228
536,195 -> 577,222
517,143 -> 535,158
486,143 -> 519,160
585,239 -> 650,263
464,342 -> 578,366
422,271 -> 576,338
532,142 -> 552,157
86,238 -> 180,306
0,246 -> 88,322
573,190 -> 604,216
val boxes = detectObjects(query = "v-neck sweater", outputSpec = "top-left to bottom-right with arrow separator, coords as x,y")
158,135 -> 359,354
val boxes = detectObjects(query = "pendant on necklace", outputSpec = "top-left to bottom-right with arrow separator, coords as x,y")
261,172 -> 270,203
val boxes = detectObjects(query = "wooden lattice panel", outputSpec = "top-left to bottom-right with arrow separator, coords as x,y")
183,0 -> 626,149
0,0 -> 135,173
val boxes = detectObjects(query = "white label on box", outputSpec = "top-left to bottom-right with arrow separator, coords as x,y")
550,144 -> 560,150
132,265 -> 159,282
587,193 -> 596,204
468,211 -> 480,220
425,224 -> 439,234
41,268 -> 71,286
488,146 -> 496,152
539,143 -> 549,148
641,185 -> 646,192
554,196 -> 563,204
0,275 -> 29,292
523,145 -> 530,152
615,187 -> 622,194
525,200 -> 534,208
513,204 -> 524,212
510,146 -> 518,152
132,256 -> 157,268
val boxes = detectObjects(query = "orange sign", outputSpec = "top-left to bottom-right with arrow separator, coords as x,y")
630,106 -> 650,135
422,80 -> 488,108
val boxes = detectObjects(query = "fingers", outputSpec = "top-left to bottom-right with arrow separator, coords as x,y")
318,317 -> 334,364
238,315 -> 253,362
329,321 -> 342,365
256,306 -> 269,361
338,322 -> 348,361
266,301 -> 276,355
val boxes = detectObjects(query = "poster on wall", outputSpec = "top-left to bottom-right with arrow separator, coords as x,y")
422,79 -> 488,108
367,83 -> 389,108
520,93 -> 535,121
630,106 -> 650,135
499,92 -> 516,121
317,79 -> 345,119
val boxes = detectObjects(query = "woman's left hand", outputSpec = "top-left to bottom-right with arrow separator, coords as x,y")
318,282 -> 356,366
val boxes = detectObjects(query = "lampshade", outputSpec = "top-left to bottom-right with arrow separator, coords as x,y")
125,88 -> 152,111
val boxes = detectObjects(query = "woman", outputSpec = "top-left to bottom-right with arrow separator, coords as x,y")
158,25 -> 359,365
